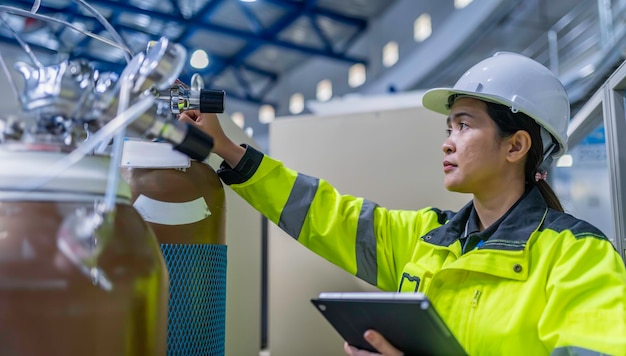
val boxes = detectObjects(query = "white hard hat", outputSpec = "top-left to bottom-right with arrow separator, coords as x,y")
422,52 -> 569,161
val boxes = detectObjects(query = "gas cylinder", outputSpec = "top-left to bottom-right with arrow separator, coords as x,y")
121,140 -> 227,356
0,146 -> 169,356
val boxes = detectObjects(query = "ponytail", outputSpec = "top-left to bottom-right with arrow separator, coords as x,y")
536,180 -> 564,212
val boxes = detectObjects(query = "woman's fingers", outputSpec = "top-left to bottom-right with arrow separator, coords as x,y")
344,341 -> 381,356
342,330 -> 403,356
363,330 -> 403,356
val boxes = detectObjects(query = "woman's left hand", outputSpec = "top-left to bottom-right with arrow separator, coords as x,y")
343,330 -> 403,356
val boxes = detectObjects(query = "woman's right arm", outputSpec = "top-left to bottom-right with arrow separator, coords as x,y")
178,111 -> 425,291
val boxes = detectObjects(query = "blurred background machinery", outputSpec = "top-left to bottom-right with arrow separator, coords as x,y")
0,2 -> 228,354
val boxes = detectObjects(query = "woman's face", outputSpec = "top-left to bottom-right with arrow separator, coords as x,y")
442,97 -> 509,193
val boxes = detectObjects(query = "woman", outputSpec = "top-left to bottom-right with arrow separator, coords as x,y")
179,53 -> 626,355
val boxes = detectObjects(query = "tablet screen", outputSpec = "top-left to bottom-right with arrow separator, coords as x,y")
311,292 -> 466,355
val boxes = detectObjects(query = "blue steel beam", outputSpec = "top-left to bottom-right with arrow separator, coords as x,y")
257,75 -> 280,99
236,0 -> 265,34
263,0 -> 367,28
208,0 -> 320,78
308,15 -> 333,52
177,0 -> 226,42
61,0 -> 367,64
71,35 -> 278,81
3,0 -> 367,45
0,0 -> 370,104
201,0 -> 322,99
167,0 -> 182,17
232,67 -> 254,99
341,24 -> 365,53
178,51 -> 278,85
2,0 -> 279,80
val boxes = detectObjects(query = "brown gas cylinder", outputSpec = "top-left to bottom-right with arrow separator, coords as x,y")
0,147 -> 169,356
120,140 -> 227,356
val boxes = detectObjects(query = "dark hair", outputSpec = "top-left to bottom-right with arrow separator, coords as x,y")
484,102 -> 564,212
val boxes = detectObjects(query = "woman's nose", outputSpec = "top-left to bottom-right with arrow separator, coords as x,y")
442,139 -> 454,154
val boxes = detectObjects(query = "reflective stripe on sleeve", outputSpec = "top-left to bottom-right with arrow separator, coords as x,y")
278,173 -> 319,239
355,199 -> 378,285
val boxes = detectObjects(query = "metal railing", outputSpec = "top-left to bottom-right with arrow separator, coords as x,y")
522,0 -> 626,103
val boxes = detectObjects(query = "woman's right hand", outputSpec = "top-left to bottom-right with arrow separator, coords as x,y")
343,330 -> 403,356
178,110 -> 246,167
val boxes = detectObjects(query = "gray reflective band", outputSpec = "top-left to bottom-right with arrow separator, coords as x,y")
551,346 -> 606,356
278,174 -> 319,240
355,199 -> 378,285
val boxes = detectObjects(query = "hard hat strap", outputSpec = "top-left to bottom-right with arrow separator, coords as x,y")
538,143 -> 558,173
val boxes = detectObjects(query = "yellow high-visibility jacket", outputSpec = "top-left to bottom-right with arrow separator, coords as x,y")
218,146 -> 626,355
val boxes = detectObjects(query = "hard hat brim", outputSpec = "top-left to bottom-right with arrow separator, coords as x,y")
422,88 -> 513,116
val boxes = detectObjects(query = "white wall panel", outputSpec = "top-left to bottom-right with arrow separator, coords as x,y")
267,106 -> 470,356
208,114 -> 263,356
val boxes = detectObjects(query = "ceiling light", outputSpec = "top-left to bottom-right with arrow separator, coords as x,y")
190,49 -> 209,69
579,64 -> 595,78
349,63 -> 366,88
259,105 -> 275,124
231,112 -> 245,128
414,14 -> 432,42
289,93 -> 304,114
382,41 -> 399,68
240,0 -> 257,2
316,79 -> 333,102
455,0 -> 473,9
556,154 -> 573,167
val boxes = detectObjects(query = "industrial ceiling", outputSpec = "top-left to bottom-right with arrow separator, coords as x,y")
1,0 -> 624,126
0,0 -> 395,106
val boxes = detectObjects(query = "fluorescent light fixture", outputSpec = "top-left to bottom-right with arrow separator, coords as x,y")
556,154 -> 573,167
579,64 -> 595,78
231,112 -> 245,128
383,41 -> 399,67
349,63 -> 366,88
289,93 -> 305,114
455,0 -> 473,9
414,14 -> 432,42
259,105 -> 275,124
190,49 -> 209,69
316,79 -> 333,102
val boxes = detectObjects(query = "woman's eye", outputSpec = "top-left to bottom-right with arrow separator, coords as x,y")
446,122 -> 467,136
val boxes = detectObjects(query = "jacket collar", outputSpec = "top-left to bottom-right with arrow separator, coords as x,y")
426,186 -> 548,251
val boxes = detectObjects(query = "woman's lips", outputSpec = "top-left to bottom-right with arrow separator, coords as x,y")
443,160 -> 456,173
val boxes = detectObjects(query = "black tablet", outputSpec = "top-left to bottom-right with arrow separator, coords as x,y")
311,292 -> 466,356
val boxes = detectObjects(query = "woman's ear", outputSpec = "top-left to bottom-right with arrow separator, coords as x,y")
505,130 -> 532,164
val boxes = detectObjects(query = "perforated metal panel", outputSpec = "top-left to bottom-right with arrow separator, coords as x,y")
160,244 -> 227,356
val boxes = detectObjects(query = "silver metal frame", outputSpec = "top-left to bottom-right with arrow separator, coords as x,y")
606,61 -> 626,261
572,59 -> 626,261
568,86 -> 604,147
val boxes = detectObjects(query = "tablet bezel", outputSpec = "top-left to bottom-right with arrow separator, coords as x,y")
311,292 -> 466,355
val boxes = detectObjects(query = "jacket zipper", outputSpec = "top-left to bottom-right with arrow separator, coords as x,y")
464,289 -> 482,352
471,289 -> 481,308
